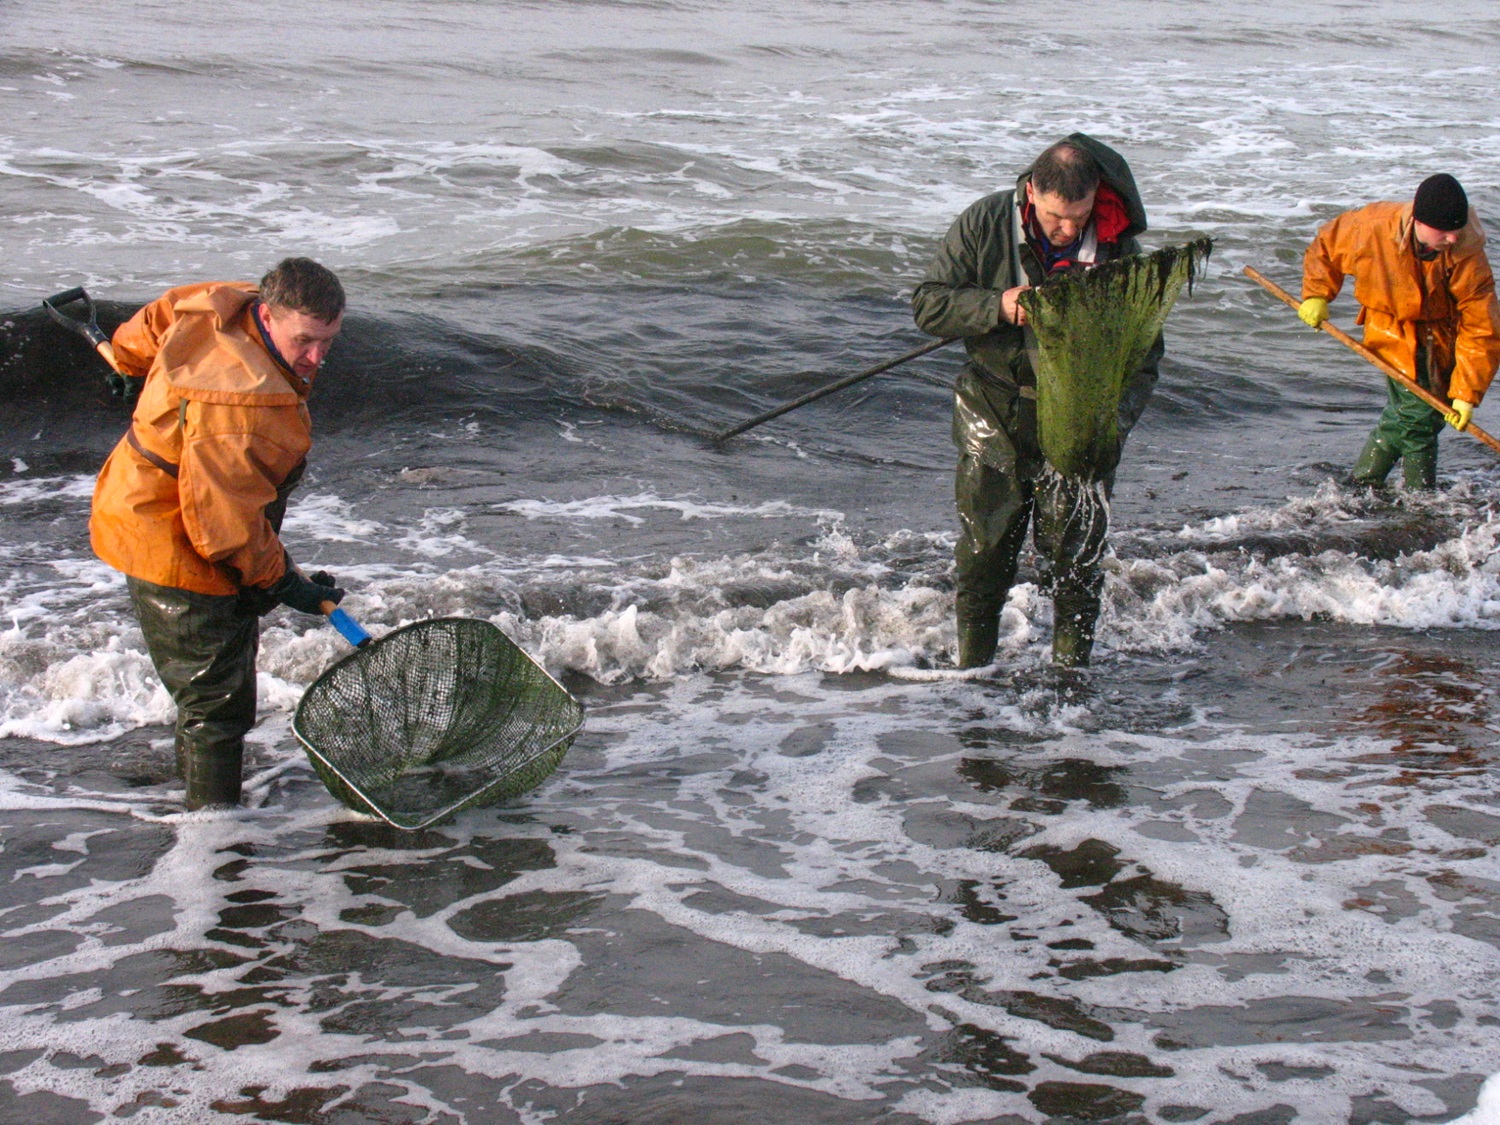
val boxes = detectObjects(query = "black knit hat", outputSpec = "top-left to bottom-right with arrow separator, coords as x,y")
1413,174 -> 1469,231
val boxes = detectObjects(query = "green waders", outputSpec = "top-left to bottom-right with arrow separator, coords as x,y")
128,577 -> 259,809
1350,345 -> 1446,490
955,454 -> 1109,669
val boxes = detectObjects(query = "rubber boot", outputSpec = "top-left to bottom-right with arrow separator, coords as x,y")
1051,620 -> 1095,668
1402,447 -> 1437,491
182,744 -> 243,810
1051,596 -> 1098,668
1349,432 -> 1399,489
956,617 -> 1000,669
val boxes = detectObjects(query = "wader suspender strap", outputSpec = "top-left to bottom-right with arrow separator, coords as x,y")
1414,251 -> 1446,391
125,398 -> 189,479
1003,200 -> 1038,401
1013,198 -> 1029,285
125,428 -> 178,478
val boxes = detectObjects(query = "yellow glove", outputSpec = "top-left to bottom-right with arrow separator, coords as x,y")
1445,398 -> 1475,431
1297,297 -> 1329,329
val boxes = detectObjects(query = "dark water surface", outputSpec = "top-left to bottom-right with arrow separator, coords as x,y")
2,1 -> 1499,1121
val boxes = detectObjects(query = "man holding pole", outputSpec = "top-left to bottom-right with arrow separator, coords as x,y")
912,134 -> 1161,669
90,258 -> 348,809
1297,173 -> 1500,490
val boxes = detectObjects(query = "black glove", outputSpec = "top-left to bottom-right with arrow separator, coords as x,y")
267,562 -> 346,616
105,372 -> 145,403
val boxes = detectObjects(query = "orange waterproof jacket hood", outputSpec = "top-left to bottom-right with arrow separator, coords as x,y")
90,281 -> 315,595
1302,201 -> 1500,405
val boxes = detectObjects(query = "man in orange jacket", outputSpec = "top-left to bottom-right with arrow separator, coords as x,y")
1298,174 -> 1500,489
91,258 -> 348,809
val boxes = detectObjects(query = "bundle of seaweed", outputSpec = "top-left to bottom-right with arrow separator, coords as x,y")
1022,238 -> 1212,481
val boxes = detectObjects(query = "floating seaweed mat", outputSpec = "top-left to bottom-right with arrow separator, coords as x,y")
1023,238 -> 1213,480
293,617 -> 583,830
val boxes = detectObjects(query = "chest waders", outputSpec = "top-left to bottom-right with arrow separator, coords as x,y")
1350,330 -> 1446,490
129,577 -> 259,809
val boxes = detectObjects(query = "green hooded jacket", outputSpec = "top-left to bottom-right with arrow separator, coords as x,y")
912,133 -> 1163,473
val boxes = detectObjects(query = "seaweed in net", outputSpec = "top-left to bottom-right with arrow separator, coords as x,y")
1021,238 -> 1213,482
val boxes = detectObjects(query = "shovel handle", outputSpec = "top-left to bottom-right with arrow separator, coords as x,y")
43,286 -> 91,319
94,340 -> 121,372
1243,266 -> 1500,458
42,285 -> 125,373
293,563 -> 369,647
297,561 -> 371,647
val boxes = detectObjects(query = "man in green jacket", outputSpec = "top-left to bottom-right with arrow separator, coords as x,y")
913,134 -> 1162,668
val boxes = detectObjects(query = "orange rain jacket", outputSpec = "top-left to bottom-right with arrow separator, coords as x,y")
90,282 -> 314,596
1302,201 -> 1500,406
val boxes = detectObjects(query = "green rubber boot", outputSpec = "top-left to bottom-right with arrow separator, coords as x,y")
1402,446 -> 1437,491
182,745 -> 243,810
956,617 -> 1000,669
1051,597 -> 1098,668
1051,623 -> 1094,668
1350,431 -> 1399,488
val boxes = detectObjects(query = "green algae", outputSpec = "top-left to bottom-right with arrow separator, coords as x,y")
1022,238 -> 1212,481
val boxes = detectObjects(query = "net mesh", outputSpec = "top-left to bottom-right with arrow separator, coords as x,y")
293,617 -> 582,829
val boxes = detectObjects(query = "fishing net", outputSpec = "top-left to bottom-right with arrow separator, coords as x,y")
293,617 -> 583,830
1023,238 -> 1213,481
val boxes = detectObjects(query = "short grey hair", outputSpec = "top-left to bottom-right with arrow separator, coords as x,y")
1030,142 -> 1101,203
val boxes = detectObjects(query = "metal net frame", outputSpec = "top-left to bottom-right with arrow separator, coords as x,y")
293,617 -> 582,829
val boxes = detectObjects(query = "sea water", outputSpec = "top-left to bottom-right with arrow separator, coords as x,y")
1,1 -> 1498,1121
